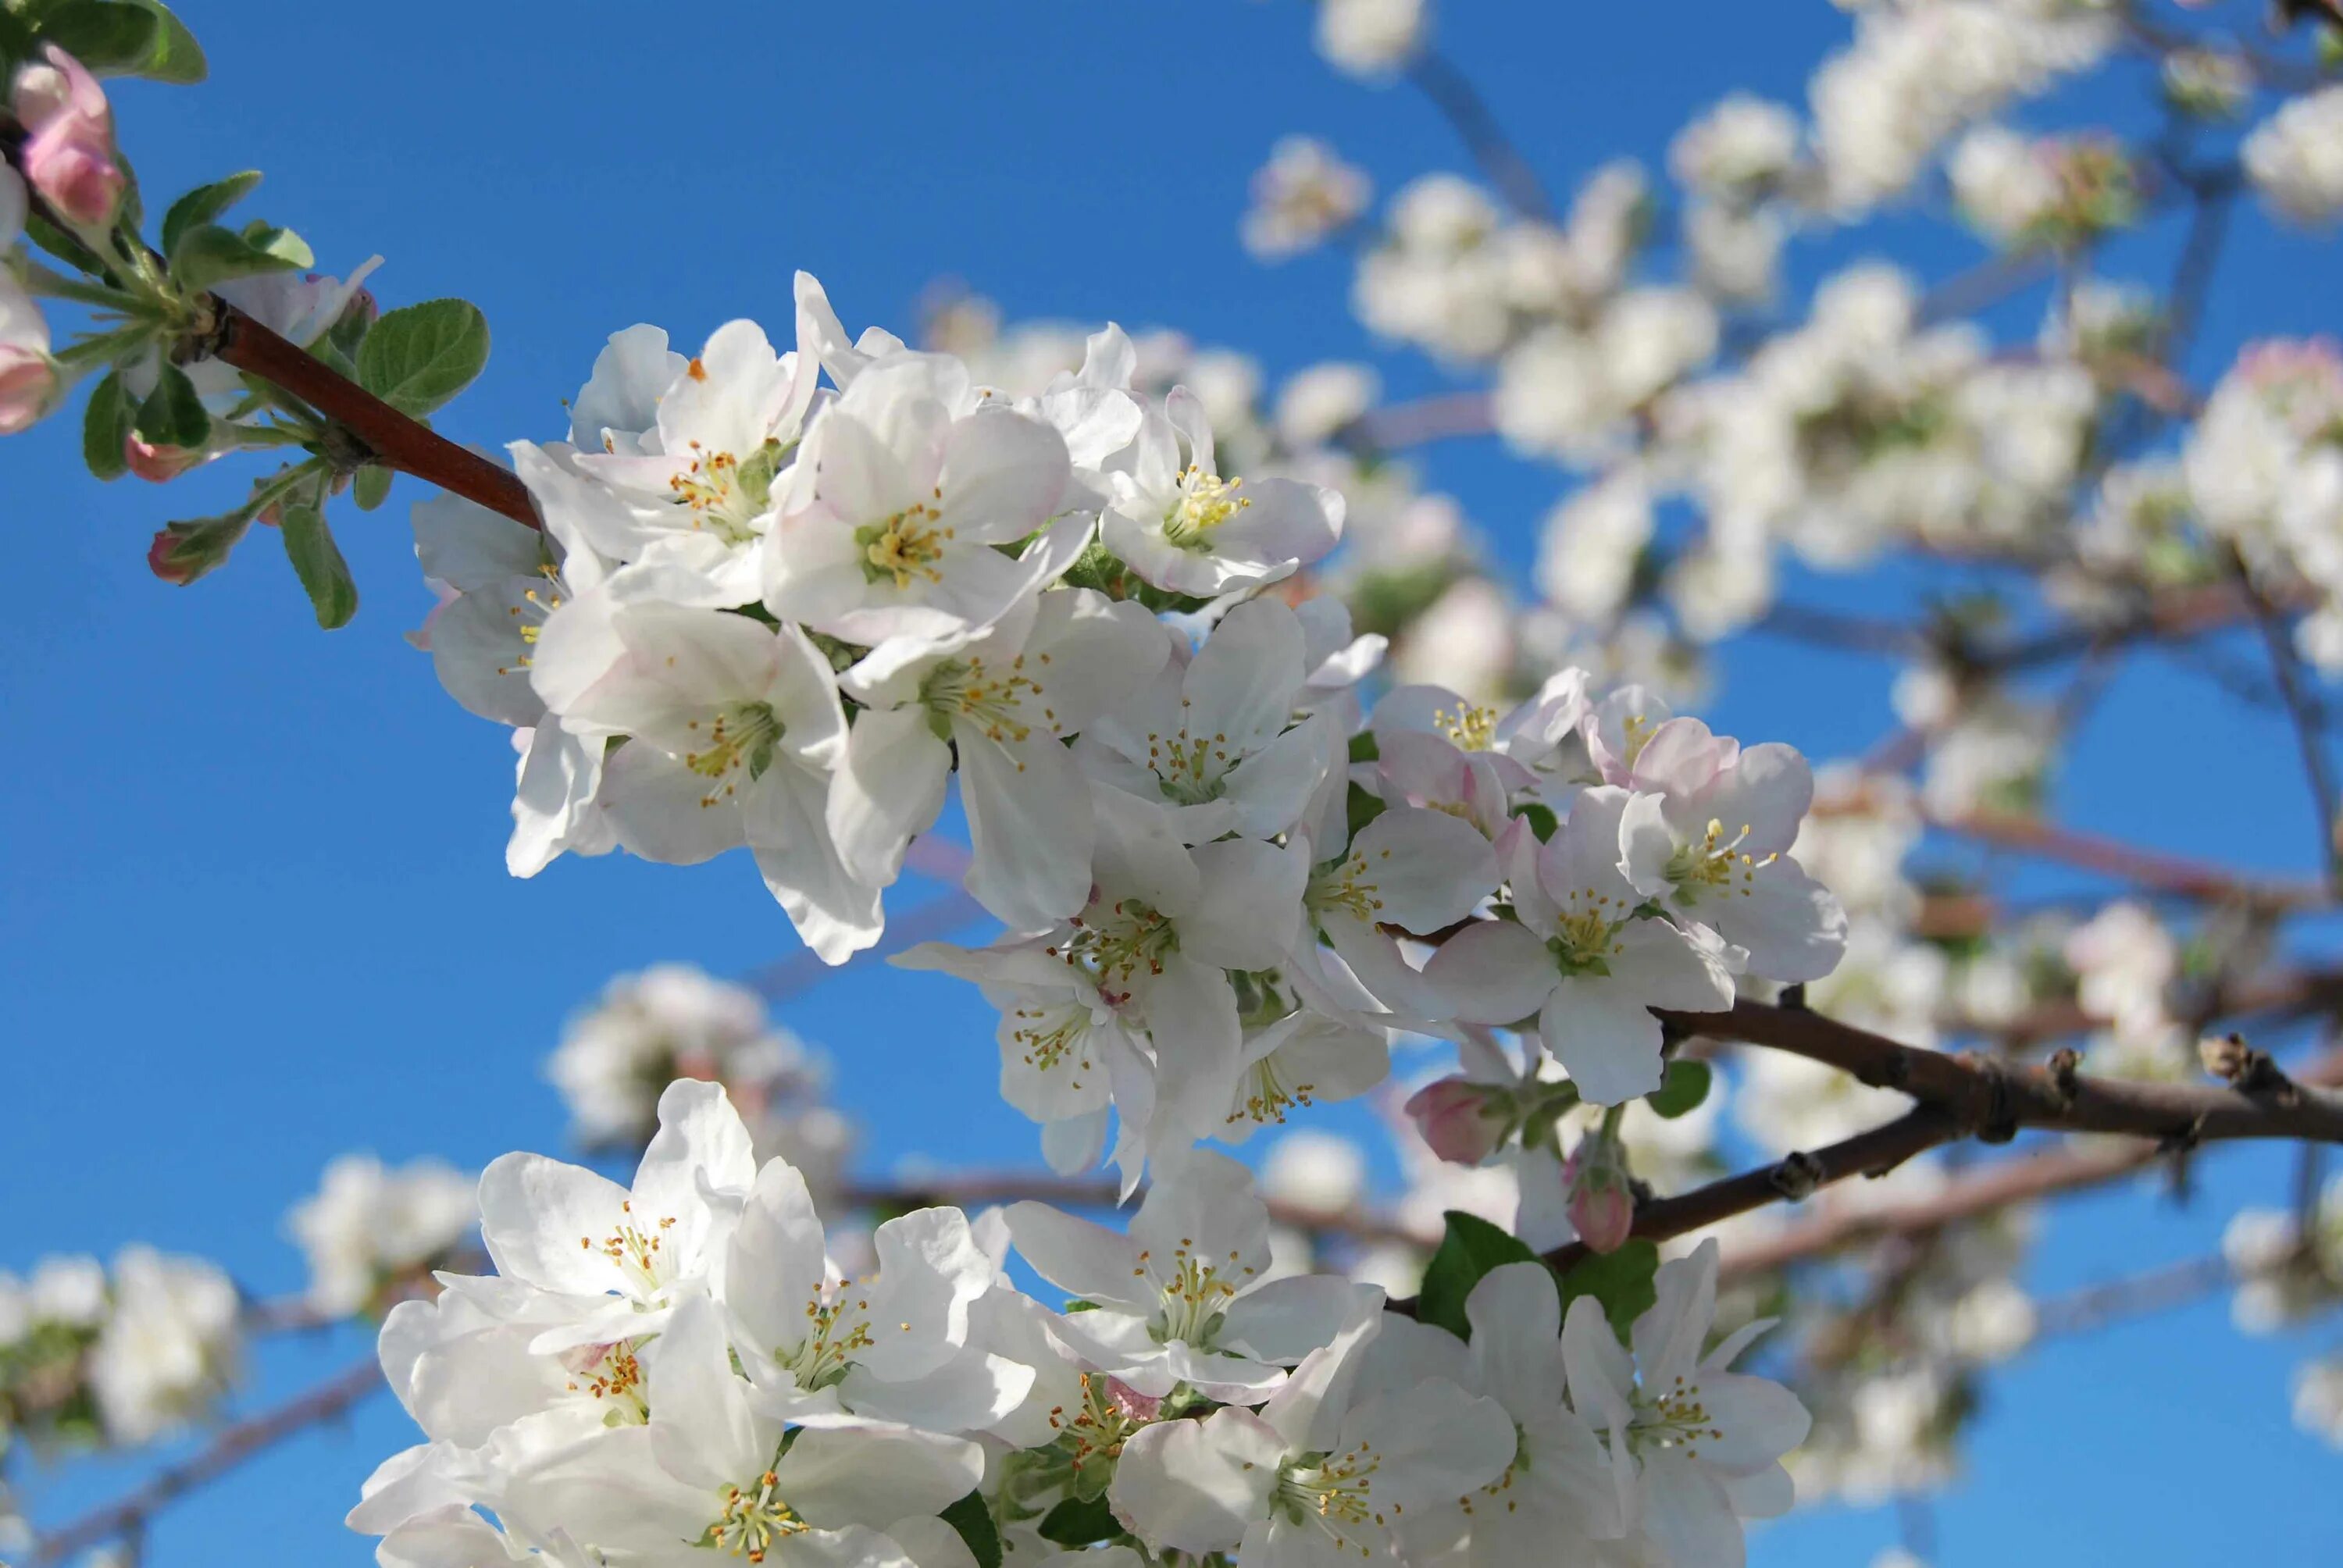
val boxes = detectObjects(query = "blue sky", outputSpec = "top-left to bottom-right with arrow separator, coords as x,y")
5,2 -> 2341,1562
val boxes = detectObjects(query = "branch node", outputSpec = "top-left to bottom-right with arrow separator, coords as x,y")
1770,1150 -> 1828,1201
2198,1031 -> 2299,1103
2048,1046 -> 2083,1107
1777,982 -> 1809,1013
1968,1055 -> 2023,1144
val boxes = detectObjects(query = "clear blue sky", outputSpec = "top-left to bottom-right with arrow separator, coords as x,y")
4,2 -> 2340,1563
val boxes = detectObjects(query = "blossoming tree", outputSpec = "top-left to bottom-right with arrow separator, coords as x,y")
9,2 -> 2343,1565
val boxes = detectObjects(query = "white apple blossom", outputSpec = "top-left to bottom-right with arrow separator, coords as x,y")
87,1248 -> 241,1446
288,1153 -> 476,1317
1245,137 -> 1373,260
1100,389 -> 1343,597
2244,86 -> 2343,226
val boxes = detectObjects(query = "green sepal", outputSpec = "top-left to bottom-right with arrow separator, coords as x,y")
352,465 -> 392,511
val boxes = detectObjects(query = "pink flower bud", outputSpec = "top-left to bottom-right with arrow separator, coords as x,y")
146,526 -> 197,584
0,344 -> 58,434
1564,1136 -> 1637,1255
123,432 -> 209,483
1403,1076 -> 1513,1165
12,47 -> 123,230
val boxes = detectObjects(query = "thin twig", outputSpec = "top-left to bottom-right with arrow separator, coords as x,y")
1402,52 -> 1553,219
2227,546 -> 2341,886
30,1358 -> 387,1565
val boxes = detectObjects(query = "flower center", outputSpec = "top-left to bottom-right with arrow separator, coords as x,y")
1010,1000 -> 1095,1082
1163,463 -> 1250,548
1229,1052 -> 1315,1131
670,438 -> 786,547
1144,1238 -> 1254,1345
781,1285 -> 878,1391
857,501 -> 953,589
1310,847 -> 1389,925
707,1469 -> 806,1563
1550,892 -> 1631,975
558,1338 -> 650,1425
923,651 -> 1052,748
1047,900 -> 1178,1003
682,702 -> 784,803
1433,702 -> 1499,751
1277,1441 -> 1388,1549
578,1199 -> 677,1295
1143,722 -> 1236,804
492,574 -> 564,679
1664,817 -> 1774,905
1628,1374 -> 1725,1461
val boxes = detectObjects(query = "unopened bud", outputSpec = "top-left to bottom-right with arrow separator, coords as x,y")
0,344 -> 59,435
1564,1134 -> 1636,1254
124,432 -> 210,483
12,48 -> 125,230
1403,1076 -> 1513,1165
146,526 -> 198,584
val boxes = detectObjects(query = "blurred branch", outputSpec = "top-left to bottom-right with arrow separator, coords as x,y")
1934,806 -> 2334,910
30,1358 -> 387,1566
2032,1252 -> 2233,1338
2227,546 -> 2343,886
1403,52 -> 1554,219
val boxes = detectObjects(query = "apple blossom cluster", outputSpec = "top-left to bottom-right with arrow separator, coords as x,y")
0,1248 -> 239,1453
289,1154 -> 481,1318
549,964 -> 851,1201
352,1079 -> 1811,1568
409,269 -> 1852,1191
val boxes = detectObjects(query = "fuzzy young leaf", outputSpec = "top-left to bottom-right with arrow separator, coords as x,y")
34,0 -> 158,73
1416,1210 -> 1544,1340
168,223 -> 303,292
939,1492 -> 1001,1568
237,221 -> 313,269
1645,1058 -> 1712,1120
122,0 -> 204,81
132,362 -> 210,449
279,503 -> 358,629
160,171 -> 261,258
356,299 -> 490,418
1557,1240 -> 1660,1345
83,371 -> 130,480
352,465 -> 392,512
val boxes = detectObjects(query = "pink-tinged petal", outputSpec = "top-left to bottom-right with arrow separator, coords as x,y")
1702,741 -> 1813,853
1627,715 -> 1731,797
1423,920 -> 1557,1025
1608,918 -> 1736,1012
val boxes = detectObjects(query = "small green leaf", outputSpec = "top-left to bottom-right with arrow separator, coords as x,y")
939,1492 -> 1001,1568
160,171 -> 261,258
122,0 -> 204,81
1514,801 -> 1560,842
1557,1240 -> 1660,1345
23,209 -> 109,276
352,465 -> 392,511
280,502 -> 358,629
1038,1494 -> 1122,1548
34,0 -> 158,73
132,362 -> 210,449
1645,1059 -> 1712,1120
238,220 -> 313,269
1348,730 -> 1380,764
1345,781 -> 1387,845
83,371 -> 130,480
1416,1210 -> 1543,1340
168,223 -> 304,292
357,298 -> 490,418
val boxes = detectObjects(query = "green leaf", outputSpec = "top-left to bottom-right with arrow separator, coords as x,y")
132,362 -> 210,448
23,209 -> 109,277
83,371 -> 130,480
237,220 -> 313,269
939,1492 -> 1001,1568
1347,730 -> 1380,764
1345,781 -> 1387,846
160,171 -> 262,258
168,223 -> 304,292
1514,801 -> 1560,843
1645,1058 -> 1712,1120
1038,1494 -> 1121,1548
34,0 -> 158,73
352,465 -> 392,511
121,0 -> 204,81
1557,1240 -> 1660,1345
279,502 -> 358,629
356,298 -> 490,418
1416,1210 -> 1543,1340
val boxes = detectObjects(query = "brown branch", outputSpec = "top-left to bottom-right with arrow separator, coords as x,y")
2227,547 -> 2342,886
30,1358 -> 387,1566
209,305 -> 540,529
2031,1253 -> 2233,1338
